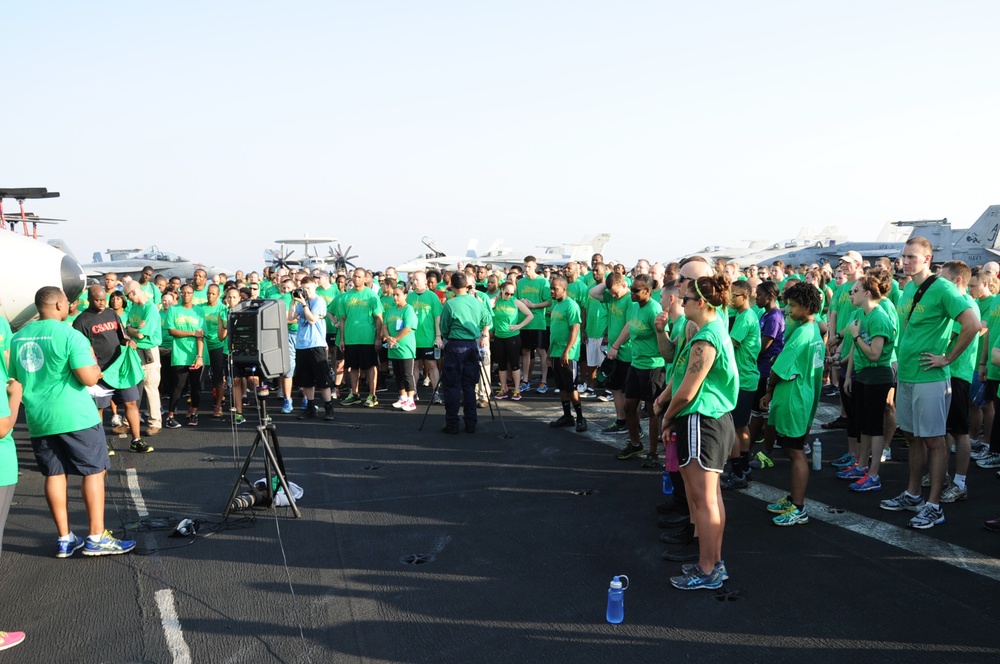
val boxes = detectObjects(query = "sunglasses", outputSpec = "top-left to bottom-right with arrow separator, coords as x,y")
682,296 -> 702,304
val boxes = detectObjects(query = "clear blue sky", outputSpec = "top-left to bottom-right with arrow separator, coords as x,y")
7,1 -> 999,272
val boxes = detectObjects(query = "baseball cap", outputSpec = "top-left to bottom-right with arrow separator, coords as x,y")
839,250 -> 862,264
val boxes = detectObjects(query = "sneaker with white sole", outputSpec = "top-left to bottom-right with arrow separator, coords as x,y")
939,483 -> 968,503
976,452 -> 1000,469
82,530 -> 136,556
56,533 -> 86,558
909,503 -> 945,529
880,491 -> 925,512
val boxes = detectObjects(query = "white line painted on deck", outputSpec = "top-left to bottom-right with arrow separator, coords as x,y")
125,468 -> 149,518
155,589 -> 193,664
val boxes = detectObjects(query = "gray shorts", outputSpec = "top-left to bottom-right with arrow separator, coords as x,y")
896,380 -> 951,439
584,338 -> 606,367
31,424 -> 110,477
92,382 -> 141,409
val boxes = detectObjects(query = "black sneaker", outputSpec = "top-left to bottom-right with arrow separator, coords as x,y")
601,421 -> 629,435
164,417 -> 182,430
660,527 -> 694,545
298,404 -> 319,420
323,402 -> 335,421
187,414 -> 199,427
616,443 -> 644,460
575,416 -> 588,432
658,513 -> 691,528
661,540 -> 700,562
130,439 -> 154,454
640,453 -> 661,469
549,414 -> 575,428
721,472 -> 749,490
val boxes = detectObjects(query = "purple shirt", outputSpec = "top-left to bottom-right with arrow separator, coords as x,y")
757,308 -> 785,368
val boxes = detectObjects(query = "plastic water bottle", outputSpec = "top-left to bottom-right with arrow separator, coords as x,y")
433,345 -> 441,360
662,470 -> 673,495
606,575 -> 629,624
812,438 -> 822,471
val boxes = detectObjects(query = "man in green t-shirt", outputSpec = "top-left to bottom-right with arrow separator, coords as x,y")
879,237 -> 977,530
580,261 -> 608,396
439,273 -> 491,434
124,281 -> 163,436
190,268 -> 210,306
9,286 -> 135,557
724,279 -> 761,488
407,271 -> 445,402
336,268 -> 384,407
517,256 -> 552,392
547,277 -> 585,432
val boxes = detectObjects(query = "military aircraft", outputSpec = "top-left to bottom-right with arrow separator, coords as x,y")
264,237 -> 359,272
0,188 -> 86,329
61,245 -> 231,281
478,233 -> 613,269
394,237 -> 481,273
761,205 -> 1000,268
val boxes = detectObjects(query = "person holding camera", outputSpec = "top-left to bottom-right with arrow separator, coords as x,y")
288,277 -> 335,420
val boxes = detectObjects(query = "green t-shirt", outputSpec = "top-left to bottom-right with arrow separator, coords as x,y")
985,295 -> 1000,381
406,290 -> 444,348
549,298 -> 582,360
8,319 -> 102,437
516,276 -> 550,330
335,288 -> 384,345
664,313 -> 687,389
730,308 -> 761,392
491,294 -> 521,339
567,278 -> 590,312
126,300 -> 162,349
441,294 -> 491,341
852,305 -> 895,378
832,280 -> 856,336
191,286 -> 209,306
949,293 -> 979,384
675,316 -> 739,419
140,281 -> 162,306
585,292 -> 608,340
627,300 -> 665,370
897,278 -> 971,384
164,305 -> 208,366
159,305 -> 174,351
769,322 -> 825,438
603,290 -> 633,364
317,285 -> 341,342
197,302 -> 225,351
0,327 -> 14,486
385,304 -> 418,360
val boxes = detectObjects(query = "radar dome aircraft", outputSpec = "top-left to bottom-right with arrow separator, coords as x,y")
264,237 -> 356,272
0,187 -> 86,329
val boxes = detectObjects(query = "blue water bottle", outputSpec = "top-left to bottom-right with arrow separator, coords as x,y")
606,575 -> 629,624
662,470 -> 674,495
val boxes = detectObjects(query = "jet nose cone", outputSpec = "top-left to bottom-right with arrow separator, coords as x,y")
61,254 -> 86,302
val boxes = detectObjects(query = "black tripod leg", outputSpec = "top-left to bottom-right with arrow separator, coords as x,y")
261,429 -> 301,518
223,431 -> 262,518
418,372 -> 444,432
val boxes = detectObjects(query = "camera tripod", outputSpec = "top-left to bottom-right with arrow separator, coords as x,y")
223,382 -> 301,518
418,344 -> 509,436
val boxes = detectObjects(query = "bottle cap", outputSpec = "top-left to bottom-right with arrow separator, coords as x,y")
610,575 -> 629,589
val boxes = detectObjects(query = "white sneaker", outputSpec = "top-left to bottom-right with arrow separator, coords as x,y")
881,447 -> 892,462
401,399 -> 416,412
110,414 -> 123,427
392,397 -> 406,409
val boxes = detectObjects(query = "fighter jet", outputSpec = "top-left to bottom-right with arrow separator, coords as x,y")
65,245 -> 231,281
0,188 -> 86,329
395,237 -> 481,273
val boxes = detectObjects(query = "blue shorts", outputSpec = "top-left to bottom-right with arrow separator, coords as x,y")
31,424 -> 110,477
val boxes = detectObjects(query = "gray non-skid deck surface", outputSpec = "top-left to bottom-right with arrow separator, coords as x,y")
1,393 -> 998,663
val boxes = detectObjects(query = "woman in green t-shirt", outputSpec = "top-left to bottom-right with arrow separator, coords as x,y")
383,285 -> 419,411
660,274 -> 738,591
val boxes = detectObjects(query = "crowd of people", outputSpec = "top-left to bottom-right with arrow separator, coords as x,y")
0,237 -> 998,611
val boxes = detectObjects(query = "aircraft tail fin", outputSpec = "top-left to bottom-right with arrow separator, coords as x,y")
953,206 -> 1000,251
465,239 -> 478,259
45,238 -> 78,261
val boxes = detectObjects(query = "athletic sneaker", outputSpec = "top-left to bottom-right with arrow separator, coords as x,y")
669,564 -> 724,590
639,453 -> 661,469
970,438 -> 987,453
363,395 -> 378,408
773,506 -> 809,526
582,388 -> 597,399
975,452 -> 1000,469
848,473 -> 881,492
939,483 -> 968,503
324,402 -> 336,420
909,503 -> 945,529
331,388 -> 340,401
550,414 -> 575,428
107,442 -> 115,457
751,450 -> 774,469
536,383 -> 549,394
130,439 -> 154,454
432,391 -> 443,405
401,399 -> 416,412
836,463 -> 867,480
881,447 -> 892,463
56,533 -> 85,558
110,414 -> 123,428
82,530 -> 136,556
767,496 -> 794,514
281,399 -> 294,414
831,453 -> 856,469
164,417 -> 181,430
682,560 -> 729,581
0,630 -> 25,651
920,472 -> 951,488
510,390 -> 522,401
234,413 -> 246,425
392,397 -> 407,409
803,442 -> 812,456
213,407 -> 224,418
971,445 -> 992,461
721,472 -> 749,490
187,414 -> 199,427
575,416 -> 588,432
494,390 -> 509,400
342,393 -> 361,406
616,443 -> 644,460
880,491 -> 926,512
596,391 -> 613,402
601,422 -> 629,435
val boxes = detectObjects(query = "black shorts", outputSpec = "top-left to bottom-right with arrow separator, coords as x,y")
344,344 -> 378,371
416,347 -> 437,361
732,389 -> 755,428
987,379 -> 1000,404
776,432 -> 806,451
604,359 -> 631,391
947,377 -> 971,436
751,369 -> 770,417
31,424 -> 110,477
841,369 -> 861,439
623,366 -> 665,402
492,335 -> 522,373
548,357 -> 576,392
520,329 -> 550,353
676,412 -> 734,473
92,381 -> 141,409
294,347 -> 332,389
326,333 -> 338,349
852,380 -> 891,437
